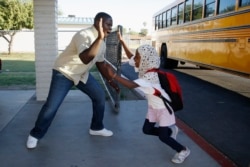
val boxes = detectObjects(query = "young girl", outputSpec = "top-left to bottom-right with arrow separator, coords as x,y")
107,32 -> 190,164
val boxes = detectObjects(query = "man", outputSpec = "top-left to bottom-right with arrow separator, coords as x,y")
26,12 -> 118,149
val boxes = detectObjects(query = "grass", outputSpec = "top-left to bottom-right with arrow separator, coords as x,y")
0,52 -> 142,100
0,53 -> 35,88
0,53 -> 97,88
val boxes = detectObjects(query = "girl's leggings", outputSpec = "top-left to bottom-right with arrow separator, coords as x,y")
142,119 -> 185,152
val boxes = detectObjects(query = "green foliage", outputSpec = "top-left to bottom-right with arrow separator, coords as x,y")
129,30 -> 138,35
0,0 -> 33,30
0,0 -> 33,54
140,28 -> 148,36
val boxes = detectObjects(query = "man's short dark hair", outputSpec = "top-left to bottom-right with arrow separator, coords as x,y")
94,12 -> 112,22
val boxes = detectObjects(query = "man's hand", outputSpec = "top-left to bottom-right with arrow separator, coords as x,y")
79,18 -> 105,64
97,18 -> 105,40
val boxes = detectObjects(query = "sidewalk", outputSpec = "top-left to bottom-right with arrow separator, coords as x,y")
0,90 -> 222,167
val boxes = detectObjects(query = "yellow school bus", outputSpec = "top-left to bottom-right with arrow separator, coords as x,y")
152,0 -> 250,78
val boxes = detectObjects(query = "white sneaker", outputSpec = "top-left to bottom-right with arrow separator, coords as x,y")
172,147 -> 190,164
170,125 -> 178,140
89,128 -> 113,137
26,135 -> 38,149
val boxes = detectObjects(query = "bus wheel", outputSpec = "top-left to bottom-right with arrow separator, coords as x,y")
160,45 -> 167,69
160,44 -> 178,69
168,59 -> 178,69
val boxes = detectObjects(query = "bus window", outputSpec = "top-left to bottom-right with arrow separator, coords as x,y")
152,0 -> 250,76
167,10 -> 171,27
155,15 -> 159,30
159,14 -> 163,29
184,0 -> 192,22
218,0 -> 235,14
192,0 -> 203,20
163,12 -> 167,28
240,0 -> 250,7
158,15 -> 161,29
178,3 -> 184,24
154,16 -> 157,30
153,17 -> 156,30
171,6 -> 178,25
205,0 -> 215,17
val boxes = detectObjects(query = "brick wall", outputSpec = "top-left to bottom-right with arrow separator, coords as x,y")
34,0 -> 58,101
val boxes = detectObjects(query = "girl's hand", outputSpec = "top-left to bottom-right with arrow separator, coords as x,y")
107,67 -> 120,93
107,66 -> 116,77
117,27 -> 123,42
109,80 -> 120,93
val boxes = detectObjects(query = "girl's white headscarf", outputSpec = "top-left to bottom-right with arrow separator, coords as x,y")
137,44 -> 160,84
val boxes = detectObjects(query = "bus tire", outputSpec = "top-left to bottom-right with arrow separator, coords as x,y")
168,59 -> 178,69
160,44 -> 178,69
160,44 -> 167,69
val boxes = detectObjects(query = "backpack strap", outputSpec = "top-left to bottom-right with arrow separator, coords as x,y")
146,68 -> 159,73
146,68 -> 165,76
147,69 -> 173,114
153,88 -> 173,115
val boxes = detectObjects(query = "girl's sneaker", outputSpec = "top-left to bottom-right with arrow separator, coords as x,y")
89,128 -> 113,137
171,147 -> 190,163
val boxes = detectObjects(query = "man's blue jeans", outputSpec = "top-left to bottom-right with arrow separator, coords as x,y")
30,69 -> 105,139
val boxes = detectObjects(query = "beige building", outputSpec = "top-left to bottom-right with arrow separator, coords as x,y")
58,16 -> 93,30
0,16 -> 93,53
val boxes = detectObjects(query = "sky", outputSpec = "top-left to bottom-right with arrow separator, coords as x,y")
58,0 -> 175,34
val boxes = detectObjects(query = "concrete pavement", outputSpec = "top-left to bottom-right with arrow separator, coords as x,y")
0,90 -> 223,167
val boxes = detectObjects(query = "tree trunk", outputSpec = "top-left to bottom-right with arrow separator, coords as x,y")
8,31 -> 16,55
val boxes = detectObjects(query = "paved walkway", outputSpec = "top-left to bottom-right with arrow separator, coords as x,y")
0,90 -> 223,167
121,62 -> 250,167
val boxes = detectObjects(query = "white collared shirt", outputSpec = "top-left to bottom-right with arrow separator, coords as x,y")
54,26 -> 106,85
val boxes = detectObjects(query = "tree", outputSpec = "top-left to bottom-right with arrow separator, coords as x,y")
0,0 -> 33,54
140,21 -> 148,36
139,28 -> 148,36
58,5 -> 64,16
